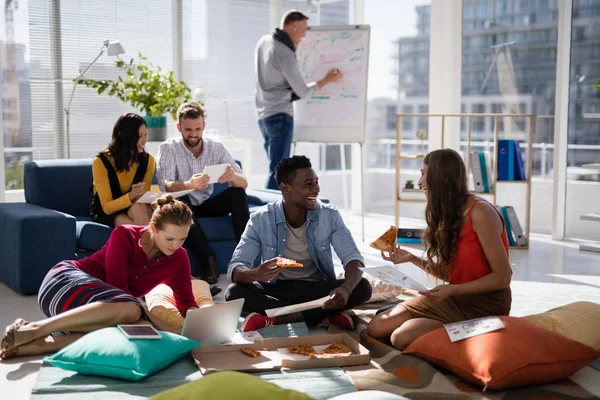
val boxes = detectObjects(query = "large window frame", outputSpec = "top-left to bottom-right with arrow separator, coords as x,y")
0,0 -> 583,240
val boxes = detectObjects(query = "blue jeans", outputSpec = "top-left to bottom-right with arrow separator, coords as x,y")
258,113 -> 294,190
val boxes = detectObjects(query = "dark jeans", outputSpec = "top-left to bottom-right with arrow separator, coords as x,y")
180,187 -> 249,271
258,113 -> 294,190
225,278 -> 372,325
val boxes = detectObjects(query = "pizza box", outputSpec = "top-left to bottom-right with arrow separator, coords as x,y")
191,333 -> 370,374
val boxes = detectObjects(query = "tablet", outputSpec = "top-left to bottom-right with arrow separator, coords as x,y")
203,163 -> 229,184
117,324 -> 162,340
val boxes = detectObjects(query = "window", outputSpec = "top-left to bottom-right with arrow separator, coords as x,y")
401,105 -> 413,131
385,105 -> 397,131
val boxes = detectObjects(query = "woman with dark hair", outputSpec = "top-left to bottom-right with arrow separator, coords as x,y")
0,195 -> 203,359
90,113 -> 155,227
367,149 -> 512,350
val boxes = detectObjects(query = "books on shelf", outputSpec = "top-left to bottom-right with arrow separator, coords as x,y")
470,151 -> 494,193
496,205 -> 527,247
498,140 -> 526,181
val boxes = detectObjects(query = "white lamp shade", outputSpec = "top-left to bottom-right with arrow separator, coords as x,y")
106,41 -> 125,56
193,88 -> 209,104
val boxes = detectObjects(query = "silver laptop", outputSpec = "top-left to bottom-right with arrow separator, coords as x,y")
181,299 -> 245,346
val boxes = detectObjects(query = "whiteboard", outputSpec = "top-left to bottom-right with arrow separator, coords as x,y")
293,25 -> 370,144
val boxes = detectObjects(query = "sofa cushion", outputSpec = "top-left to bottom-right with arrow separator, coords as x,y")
45,327 -> 199,381
76,220 -> 112,251
403,316 -> 600,390
196,216 -> 236,241
25,159 -> 94,217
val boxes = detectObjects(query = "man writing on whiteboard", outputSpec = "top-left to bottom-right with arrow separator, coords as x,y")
255,10 -> 343,189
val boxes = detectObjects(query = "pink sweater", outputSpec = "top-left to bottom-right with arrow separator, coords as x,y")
73,225 -> 197,316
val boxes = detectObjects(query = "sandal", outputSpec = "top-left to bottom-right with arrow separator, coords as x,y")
1,318 -> 28,352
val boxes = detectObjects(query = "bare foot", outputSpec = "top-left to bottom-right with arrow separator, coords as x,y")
1,319 -> 29,351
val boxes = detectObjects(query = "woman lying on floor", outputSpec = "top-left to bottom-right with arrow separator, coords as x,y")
0,195 -> 202,360
367,149 -> 512,350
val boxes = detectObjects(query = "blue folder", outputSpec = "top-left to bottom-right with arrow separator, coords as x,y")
396,238 -> 423,244
479,152 -> 490,193
497,140 -> 514,181
499,206 -> 516,246
512,141 -> 526,180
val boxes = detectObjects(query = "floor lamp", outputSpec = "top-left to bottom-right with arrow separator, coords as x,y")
64,39 -> 125,158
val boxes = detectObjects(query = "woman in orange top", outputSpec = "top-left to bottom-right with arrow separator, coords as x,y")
367,149 -> 512,350
91,113 -> 155,227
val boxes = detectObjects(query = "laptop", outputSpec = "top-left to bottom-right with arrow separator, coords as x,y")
181,298 -> 245,346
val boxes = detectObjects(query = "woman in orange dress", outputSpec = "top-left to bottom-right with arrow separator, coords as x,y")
367,149 -> 512,350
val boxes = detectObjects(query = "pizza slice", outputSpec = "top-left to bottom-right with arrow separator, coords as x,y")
276,257 -> 303,268
369,225 -> 398,252
286,344 -> 316,356
240,347 -> 261,358
320,343 -> 352,355
309,352 -> 352,359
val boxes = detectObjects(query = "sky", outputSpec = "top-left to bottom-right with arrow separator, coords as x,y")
364,0 -> 431,100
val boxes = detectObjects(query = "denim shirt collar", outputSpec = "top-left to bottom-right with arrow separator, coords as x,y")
274,199 -> 319,225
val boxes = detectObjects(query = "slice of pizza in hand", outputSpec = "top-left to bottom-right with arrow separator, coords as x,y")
276,257 -> 303,268
369,225 -> 398,252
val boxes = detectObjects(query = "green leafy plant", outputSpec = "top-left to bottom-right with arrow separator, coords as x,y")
406,180 -> 414,185
76,54 -> 193,120
592,79 -> 600,93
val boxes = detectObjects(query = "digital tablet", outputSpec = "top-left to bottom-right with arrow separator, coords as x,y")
202,163 -> 229,184
117,324 -> 162,340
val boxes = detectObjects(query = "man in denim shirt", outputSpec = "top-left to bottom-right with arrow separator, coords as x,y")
225,156 -> 372,331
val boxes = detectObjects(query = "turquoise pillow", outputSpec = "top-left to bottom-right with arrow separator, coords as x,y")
45,327 -> 199,381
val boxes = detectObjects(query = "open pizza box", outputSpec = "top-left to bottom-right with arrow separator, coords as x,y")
191,333 -> 370,374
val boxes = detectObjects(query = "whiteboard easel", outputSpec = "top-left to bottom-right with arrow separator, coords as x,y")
292,25 -> 370,241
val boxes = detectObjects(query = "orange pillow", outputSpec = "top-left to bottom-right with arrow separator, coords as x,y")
403,316 -> 600,390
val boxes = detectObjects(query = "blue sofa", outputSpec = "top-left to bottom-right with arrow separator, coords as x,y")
0,159 -> 284,295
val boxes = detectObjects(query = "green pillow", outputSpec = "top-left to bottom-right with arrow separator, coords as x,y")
149,371 -> 314,400
45,327 -> 199,381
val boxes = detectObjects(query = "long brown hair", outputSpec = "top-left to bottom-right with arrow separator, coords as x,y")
422,149 -> 470,281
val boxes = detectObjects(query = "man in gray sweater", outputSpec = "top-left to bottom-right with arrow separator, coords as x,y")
255,10 -> 342,189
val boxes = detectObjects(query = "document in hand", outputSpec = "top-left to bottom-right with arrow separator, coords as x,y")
136,189 -> 194,204
203,163 -> 229,184
265,296 -> 330,318
362,265 -> 429,293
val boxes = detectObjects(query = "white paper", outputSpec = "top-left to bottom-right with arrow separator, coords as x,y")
362,265 -> 429,293
444,316 -> 505,343
136,189 -> 194,204
265,296 -> 330,318
203,163 -> 229,184
277,344 -> 332,361
224,331 -> 264,345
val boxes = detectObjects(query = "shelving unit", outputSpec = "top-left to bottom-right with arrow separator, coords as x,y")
395,113 -> 534,249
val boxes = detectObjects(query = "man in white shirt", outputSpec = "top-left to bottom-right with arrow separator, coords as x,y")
157,102 -> 250,288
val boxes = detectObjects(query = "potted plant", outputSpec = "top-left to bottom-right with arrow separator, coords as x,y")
405,180 -> 414,189
76,53 -> 193,141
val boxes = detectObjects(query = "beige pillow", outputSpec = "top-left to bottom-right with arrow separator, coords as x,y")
337,271 -> 404,303
146,280 -> 214,329
522,301 -> 600,351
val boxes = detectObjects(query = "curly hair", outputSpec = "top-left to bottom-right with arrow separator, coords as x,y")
107,113 -> 147,172
150,194 -> 194,230
275,155 -> 312,187
422,149 -> 471,282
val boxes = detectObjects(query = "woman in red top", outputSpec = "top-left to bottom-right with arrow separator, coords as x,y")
367,149 -> 512,350
1,195 -> 198,359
